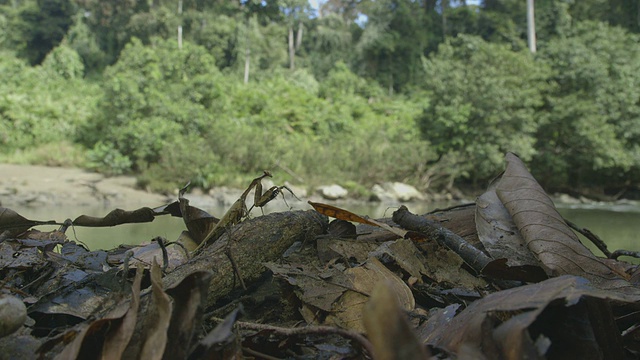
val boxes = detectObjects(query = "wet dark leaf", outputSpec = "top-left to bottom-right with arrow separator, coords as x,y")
72,207 -> 156,227
327,219 -> 357,238
0,207 -> 58,240
50,266 -> 144,360
189,306 -> 243,360
164,270 -> 213,360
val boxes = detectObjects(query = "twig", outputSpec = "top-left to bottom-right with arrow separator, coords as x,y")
210,317 -> 374,358
392,205 -> 491,274
564,219 -> 612,258
610,249 -> 640,260
426,202 -> 475,215
242,347 -> 283,360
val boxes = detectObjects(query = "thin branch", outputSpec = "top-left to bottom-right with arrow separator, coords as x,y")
210,317 -> 374,358
610,249 -> 640,260
392,205 -> 491,273
564,219 -> 612,258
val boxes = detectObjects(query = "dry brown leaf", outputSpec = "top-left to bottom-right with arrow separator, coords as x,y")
476,179 -> 542,267
308,201 -> 407,238
496,153 -> 640,298
139,260 -> 172,360
363,281 -> 430,360
326,257 -> 414,332
101,265 -> 143,360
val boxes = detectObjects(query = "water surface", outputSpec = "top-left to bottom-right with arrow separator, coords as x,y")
8,200 -> 640,263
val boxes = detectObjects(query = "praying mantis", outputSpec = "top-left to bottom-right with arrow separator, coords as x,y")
193,171 -> 299,253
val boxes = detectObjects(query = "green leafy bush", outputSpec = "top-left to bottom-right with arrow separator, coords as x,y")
534,21 -> 640,191
420,35 -> 550,184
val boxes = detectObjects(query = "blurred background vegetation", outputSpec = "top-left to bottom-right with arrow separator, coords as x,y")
0,0 -> 639,198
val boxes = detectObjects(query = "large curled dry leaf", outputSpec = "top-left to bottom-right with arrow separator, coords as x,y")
476,179 -> 541,267
424,275 -> 633,359
495,153 -> 640,298
476,178 -> 548,282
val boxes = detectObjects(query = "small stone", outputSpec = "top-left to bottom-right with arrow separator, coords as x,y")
317,184 -> 348,200
0,295 -> 26,338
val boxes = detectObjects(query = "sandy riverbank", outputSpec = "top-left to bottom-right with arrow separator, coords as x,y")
0,164 -> 168,208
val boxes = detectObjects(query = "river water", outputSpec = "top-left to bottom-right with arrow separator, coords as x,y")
7,199 -> 640,263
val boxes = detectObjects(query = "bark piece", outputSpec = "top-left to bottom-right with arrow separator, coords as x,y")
162,210 -> 328,306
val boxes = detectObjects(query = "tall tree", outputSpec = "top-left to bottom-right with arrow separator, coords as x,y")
17,0 -> 75,64
279,0 -> 310,70
356,0 -> 429,92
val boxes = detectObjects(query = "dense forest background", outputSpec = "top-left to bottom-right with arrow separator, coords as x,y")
0,0 -> 639,198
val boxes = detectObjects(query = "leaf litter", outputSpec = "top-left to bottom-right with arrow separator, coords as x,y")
0,154 -> 638,359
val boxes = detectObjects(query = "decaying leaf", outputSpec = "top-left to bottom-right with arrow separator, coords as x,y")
139,260 -> 172,360
495,153 -> 640,298
189,306 -> 243,359
50,267 -> 143,360
265,262 -> 351,313
424,275 -> 634,359
316,237 -> 379,264
270,256 -> 415,332
369,238 -> 430,282
164,270 -> 213,360
363,281 -> 430,360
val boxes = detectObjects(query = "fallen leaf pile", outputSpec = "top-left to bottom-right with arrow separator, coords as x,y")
0,153 -> 639,359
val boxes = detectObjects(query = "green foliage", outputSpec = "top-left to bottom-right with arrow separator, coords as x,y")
41,42 -> 84,79
0,141 -> 86,167
82,38 -> 224,170
3,0 -> 640,197
86,141 -> 132,176
420,35 -> 550,183
66,13 -> 107,72
0,50 -> 99,153
16,0 -> 76,64
534,21 -> 640,190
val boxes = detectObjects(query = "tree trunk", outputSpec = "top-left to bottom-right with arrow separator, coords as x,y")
288,26 -> 295,70
295,21 -> 303,51
244,46 -> 250,84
